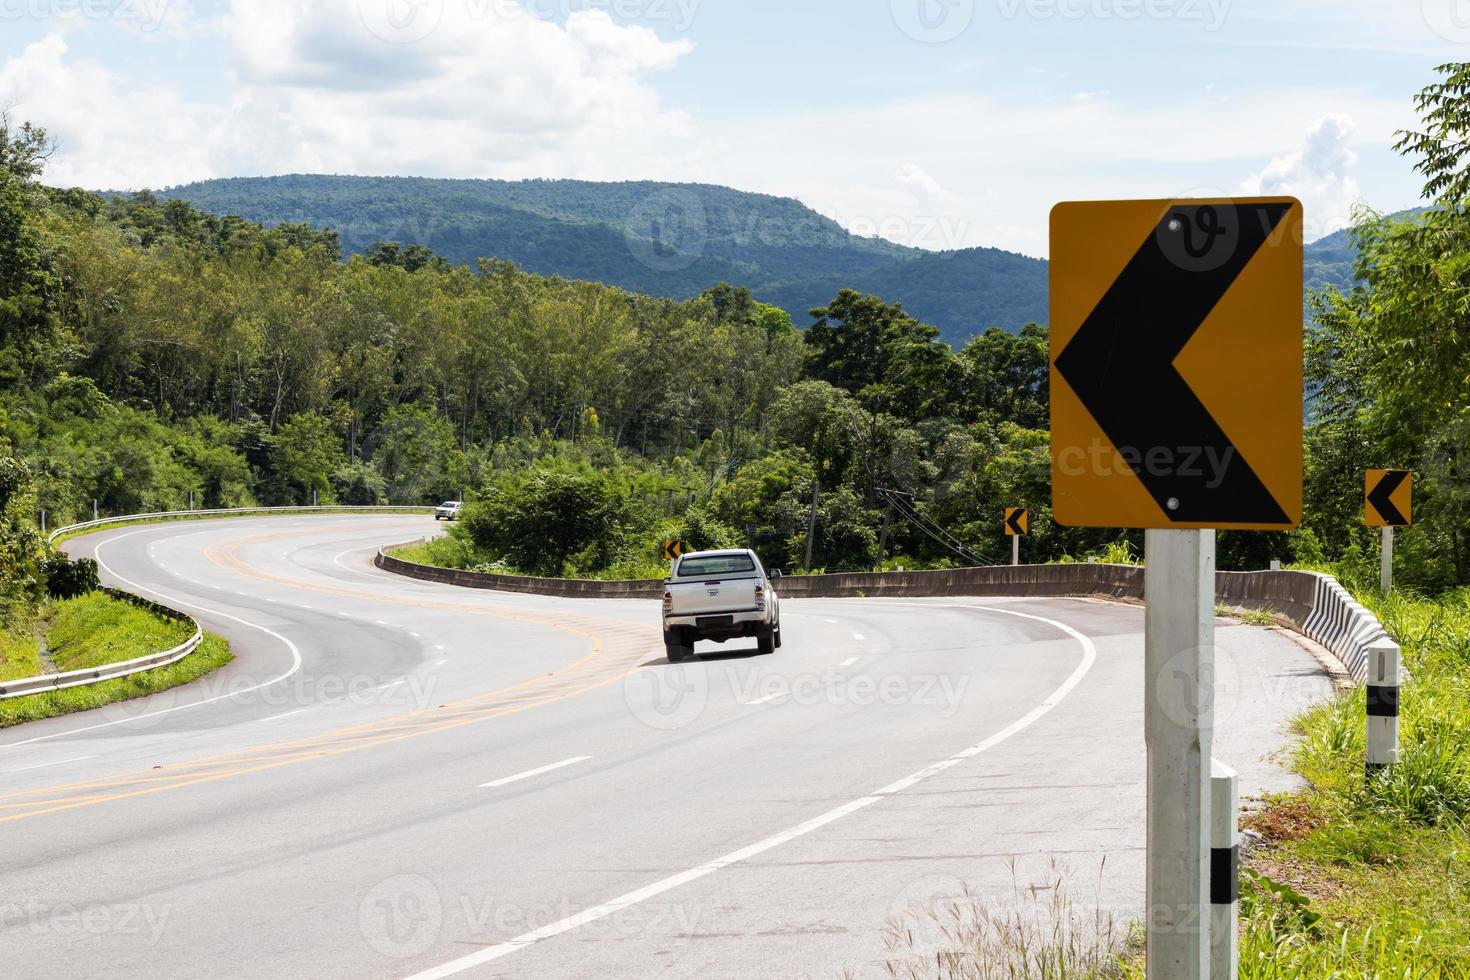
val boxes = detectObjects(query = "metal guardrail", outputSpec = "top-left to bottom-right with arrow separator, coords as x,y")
47,505 -> 436,545
0,589 -> 203,701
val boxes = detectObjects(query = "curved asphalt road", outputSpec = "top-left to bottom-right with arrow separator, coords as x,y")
0,516 -> 1333,978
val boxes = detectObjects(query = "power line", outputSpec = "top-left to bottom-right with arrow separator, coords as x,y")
878,487 -> 998,567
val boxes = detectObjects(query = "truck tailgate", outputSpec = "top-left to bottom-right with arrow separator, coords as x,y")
668,578 -> 759,615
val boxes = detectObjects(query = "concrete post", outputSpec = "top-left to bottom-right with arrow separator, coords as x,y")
1366,639 -> 1401,775
1210,759 -> 1238,980
39,510 -> 46,534
1380,526 -> 1394,594
92,499 -> 99,521
1144,529 -> 1214,980
1012,534 -> 1020,567
1269,560 -> 1281,571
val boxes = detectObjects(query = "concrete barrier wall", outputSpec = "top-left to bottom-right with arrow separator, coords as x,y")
376,546 -> 1388,681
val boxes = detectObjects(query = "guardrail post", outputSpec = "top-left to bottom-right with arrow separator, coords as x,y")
1366,639 -> 1401,775
1210,759 -> 1238,980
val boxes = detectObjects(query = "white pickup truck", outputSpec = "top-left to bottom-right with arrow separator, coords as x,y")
661,549 -> 783,663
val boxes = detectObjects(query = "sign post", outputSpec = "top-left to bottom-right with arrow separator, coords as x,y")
1051,197 -> 1303,980
1365,470 -> 1412,594
1144,528 -> 1214,977
1004,507 -> 1028,566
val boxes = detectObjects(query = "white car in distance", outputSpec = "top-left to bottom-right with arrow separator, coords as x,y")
435,501 -> 463,521
661,549 -> 782,663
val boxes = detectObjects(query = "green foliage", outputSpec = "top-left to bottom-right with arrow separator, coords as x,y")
463,461 -> 632,577
41,552 -> 98,599
274,413 -> 345,503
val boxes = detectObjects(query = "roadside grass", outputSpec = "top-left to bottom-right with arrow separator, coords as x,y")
46,592 -> 194,672
0,626 -> 42,681
0,633 -> 232,729
0,593 -> 234,729
1237,587 -> 1470,975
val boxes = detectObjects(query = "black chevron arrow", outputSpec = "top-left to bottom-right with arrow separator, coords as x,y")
1367,471 -> 1409,526
1054,201 -> 1293,524
1006,509 -> 1027,535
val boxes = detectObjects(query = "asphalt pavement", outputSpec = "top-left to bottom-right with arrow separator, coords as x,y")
0,516 -> 1334,978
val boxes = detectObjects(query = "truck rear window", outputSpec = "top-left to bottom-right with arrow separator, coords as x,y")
677,555 -> 756,577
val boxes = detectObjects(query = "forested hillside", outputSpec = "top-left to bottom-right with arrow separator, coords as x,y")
165,174 -> 1369,346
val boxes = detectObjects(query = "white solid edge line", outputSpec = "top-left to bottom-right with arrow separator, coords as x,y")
403,604 -> 1098,980
743,693 -> 783,706
0,528 -> 306,752
838,657 -> 858,668
479,756 -> 592,789
1,755 -> 97,774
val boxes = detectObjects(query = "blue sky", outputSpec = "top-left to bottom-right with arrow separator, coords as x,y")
0,0 -> 1464,256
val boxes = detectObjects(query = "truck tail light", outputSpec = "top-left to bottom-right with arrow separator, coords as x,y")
662,591 -> 673,615
753,585 -> 765,610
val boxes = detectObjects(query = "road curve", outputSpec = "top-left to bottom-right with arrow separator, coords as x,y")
0,516 -> 1333,978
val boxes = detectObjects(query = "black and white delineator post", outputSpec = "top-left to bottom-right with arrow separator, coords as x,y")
1210,759 -> 1238,980
1366,638 -> 1401,775
1144,528 -> 1215,980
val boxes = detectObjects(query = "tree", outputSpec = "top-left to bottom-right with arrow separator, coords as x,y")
0,111 -> 54,182
375,403 -> 462,503
462,464 -> 629,577
274,414 -> 345,504
803,290 -> 953,421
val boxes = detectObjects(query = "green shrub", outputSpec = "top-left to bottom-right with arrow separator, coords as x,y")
42,551 -> 99,599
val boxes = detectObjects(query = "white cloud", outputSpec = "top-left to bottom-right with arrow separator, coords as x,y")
894,163 -> 942,199
0,1 -> 696,187
1237,113 -> 1361,240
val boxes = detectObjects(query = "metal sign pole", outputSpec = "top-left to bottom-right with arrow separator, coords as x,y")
1012,534 -> 1020,566
1144,528 -> 1214,980
1380,526 -> 1394,594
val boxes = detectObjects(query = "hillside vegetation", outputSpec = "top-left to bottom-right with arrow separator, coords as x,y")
164,174 -> 1364,346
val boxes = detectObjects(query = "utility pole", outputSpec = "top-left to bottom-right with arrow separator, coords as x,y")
803,479 -> 820,572
875,499 -> 894,571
